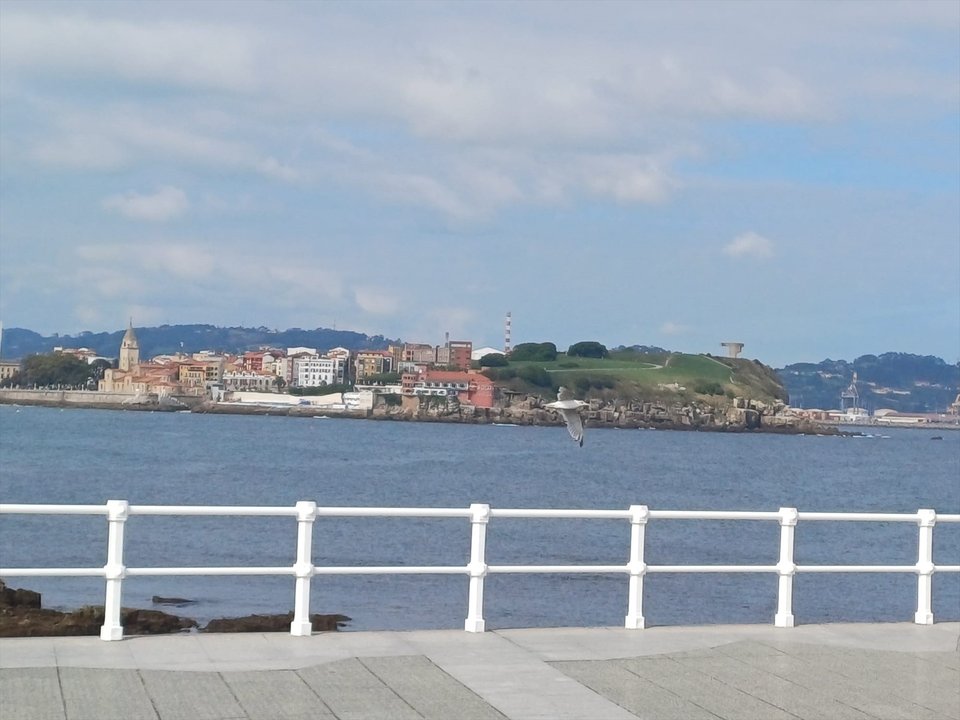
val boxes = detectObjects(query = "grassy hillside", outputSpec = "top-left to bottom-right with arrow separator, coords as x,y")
484,350 -> 787,404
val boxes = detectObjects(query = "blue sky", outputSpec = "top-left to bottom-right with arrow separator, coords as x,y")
1,0 -> 957,367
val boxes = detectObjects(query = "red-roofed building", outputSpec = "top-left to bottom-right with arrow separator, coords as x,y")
418,369 -> 495,408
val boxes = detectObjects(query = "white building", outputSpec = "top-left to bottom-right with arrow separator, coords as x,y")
294,355 -> 347,387
223,370 -> 276,391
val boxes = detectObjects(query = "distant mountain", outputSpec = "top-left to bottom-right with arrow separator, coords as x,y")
1,324 -> 398,360
776,353 -> 959,413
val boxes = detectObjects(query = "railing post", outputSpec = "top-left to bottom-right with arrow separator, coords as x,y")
775,507 -> 798,628
915,509 -> 936,625
291,501 -> 318,636
464,503 -> 490,633
100,500 -> 128,641
624,504 -> 648,629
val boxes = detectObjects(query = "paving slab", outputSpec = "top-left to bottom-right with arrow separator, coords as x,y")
617,654 -> 800,720
659,644 -> 876,720
0,667 -> 65,720
58,667 -> 158,720
297,657 -> 423,720
722,643 -> 955,720
554,659 -> 720,720
361,655 -> 507,720
139,669 -> 246,720
221,669 -> 337,720
0,637 -> 57,668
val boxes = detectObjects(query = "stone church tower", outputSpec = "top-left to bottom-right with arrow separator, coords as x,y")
118,319 -> 140,372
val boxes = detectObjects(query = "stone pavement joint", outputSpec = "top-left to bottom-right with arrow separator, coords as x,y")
0,622 -> 957,720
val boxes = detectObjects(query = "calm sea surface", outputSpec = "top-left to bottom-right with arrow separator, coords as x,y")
1,404 -> 958,631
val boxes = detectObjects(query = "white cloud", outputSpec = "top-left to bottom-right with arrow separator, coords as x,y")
354,287 -> 399,315
25,106 -> 304,182
32,133 -> 127,170
723,232 -> 775,259
102,186 -> 189,222
0,13 -> 257,92
660,321 -> 691,336
256,156 -> 302,182
579,155 -> 674,204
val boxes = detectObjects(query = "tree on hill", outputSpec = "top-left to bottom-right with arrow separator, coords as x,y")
510,342 -> 558,362
567,341 -> 608,358
479,353 -> 508,367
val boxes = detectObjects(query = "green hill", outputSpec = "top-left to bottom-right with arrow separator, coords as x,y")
483,350 -> 787,404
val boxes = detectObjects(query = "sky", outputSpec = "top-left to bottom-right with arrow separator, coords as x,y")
0,0 -> 957,367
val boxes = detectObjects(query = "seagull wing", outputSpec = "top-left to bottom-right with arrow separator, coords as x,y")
559,408 -> 585,447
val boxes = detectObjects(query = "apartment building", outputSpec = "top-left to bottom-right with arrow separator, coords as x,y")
448,341 -> 473,371
294,355 -> 347,387
402,343 -> 435,364
355,350 -> 394,381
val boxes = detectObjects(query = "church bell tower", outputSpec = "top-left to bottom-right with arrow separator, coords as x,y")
119,319 -> 140,372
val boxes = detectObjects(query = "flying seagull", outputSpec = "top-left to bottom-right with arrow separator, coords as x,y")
545,386 -> 588,446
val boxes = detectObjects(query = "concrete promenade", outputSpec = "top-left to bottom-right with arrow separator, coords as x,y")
1,622 -> 957,720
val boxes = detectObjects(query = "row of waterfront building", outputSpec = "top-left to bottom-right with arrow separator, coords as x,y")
77,323 -> 500,408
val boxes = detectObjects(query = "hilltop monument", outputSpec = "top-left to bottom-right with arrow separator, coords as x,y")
721,342 -> 744,359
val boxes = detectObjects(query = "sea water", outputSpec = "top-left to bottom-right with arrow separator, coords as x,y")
1,404 -> 957,630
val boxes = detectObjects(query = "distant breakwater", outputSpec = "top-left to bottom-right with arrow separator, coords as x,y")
0,389 -> 201,412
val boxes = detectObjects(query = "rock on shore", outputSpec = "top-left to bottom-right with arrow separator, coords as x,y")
0,580 -> 348,636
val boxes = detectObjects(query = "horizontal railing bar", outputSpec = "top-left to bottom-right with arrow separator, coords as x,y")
646,565 -> 779,573
797,512 -> 921,522
0,504 -> 109,515
490,509 -> 630,519
5,505 -> 960,522
0,567 -> 105,576
130,506 -> 298,517
311,566 -> 467,575
126,567 -> 292,576
648,511 -> 780,520
796,565 -> 918,573
489,565 -> 627,573
314,508 -> 471,518
8,563 -> 957,578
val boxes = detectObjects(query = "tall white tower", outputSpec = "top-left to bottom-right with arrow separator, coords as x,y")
504,311 -> 512,354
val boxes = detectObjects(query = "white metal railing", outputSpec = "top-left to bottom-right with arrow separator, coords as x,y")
0,501 -> 957,640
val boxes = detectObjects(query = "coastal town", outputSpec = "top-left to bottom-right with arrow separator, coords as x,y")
2,321 -> 502,413
1,321 -> 957,432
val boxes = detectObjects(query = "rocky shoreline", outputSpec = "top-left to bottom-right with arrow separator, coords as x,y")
196,395 -> 842,435
0,388 -> 843,435
0,580 -> 349,637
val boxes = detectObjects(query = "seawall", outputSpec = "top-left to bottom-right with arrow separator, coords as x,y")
0,389 -> 201,411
